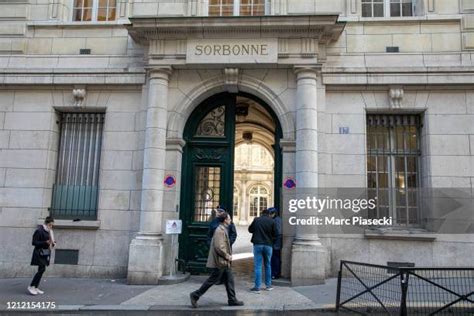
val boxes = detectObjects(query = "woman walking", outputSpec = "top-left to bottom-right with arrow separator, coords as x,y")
28,216 -> 56,295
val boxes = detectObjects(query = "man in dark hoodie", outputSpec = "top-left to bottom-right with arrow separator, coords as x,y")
207,206 -> 237,247
248,208 -> 276,293
269,207 -> 282,279
28,216 -> 56,296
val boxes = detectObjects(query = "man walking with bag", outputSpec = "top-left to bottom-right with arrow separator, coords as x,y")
190,212 -> 244,308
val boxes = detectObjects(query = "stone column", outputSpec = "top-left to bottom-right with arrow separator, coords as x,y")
127,67 -> 172,285
290,66 -> 328,286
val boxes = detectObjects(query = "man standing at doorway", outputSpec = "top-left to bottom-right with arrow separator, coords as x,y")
269,207 -> 282,279
249,208 -> 276,293
190,212 -> 244,308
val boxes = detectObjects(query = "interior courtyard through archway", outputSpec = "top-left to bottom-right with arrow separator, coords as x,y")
231,96 -> 277,278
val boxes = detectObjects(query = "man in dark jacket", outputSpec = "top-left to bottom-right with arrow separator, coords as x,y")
29,216 -> 56,296
248,208 -> 276,293
269,207 -> 282,279
207,207 -> 237,247
190,212 -> 244,308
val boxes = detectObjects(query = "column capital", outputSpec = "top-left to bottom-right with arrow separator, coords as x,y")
166,137 -> 186,153
148,66 -> 173,81
280,139 -> 296,153
294,66 -> 321,81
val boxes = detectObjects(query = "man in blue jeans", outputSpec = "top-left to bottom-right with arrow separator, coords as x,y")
248,208 -> 276,293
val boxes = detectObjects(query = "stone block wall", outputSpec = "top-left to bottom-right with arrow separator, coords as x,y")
0,87 -> 144,278
321,88 -> 474,275
323,88 -> 474,187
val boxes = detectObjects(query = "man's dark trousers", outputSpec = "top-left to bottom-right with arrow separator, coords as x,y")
192,267 -> 237,303
271,249 -> 281,278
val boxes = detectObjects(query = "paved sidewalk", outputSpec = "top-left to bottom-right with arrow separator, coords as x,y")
0,276 -> 338,314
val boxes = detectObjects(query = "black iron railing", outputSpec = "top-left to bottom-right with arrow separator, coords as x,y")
336,260 -> 474,315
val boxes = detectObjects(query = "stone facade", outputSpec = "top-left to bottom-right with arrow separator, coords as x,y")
0,0 -> 473,285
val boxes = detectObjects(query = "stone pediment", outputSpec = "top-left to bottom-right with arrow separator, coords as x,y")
127,15 -> 345,66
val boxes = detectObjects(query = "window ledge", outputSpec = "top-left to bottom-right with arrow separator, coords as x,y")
364,228 -> 436,241
37,219 -> 100,230
340,14 -> 462,23
27,21 -> 129,28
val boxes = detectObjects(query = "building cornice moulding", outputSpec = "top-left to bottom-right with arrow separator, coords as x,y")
127,15 -> 345,44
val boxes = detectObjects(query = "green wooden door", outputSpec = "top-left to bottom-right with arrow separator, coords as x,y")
179,92 -> 282,274
179,94 -> 236,273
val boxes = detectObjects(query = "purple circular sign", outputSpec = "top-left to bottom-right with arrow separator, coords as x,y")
283,177 -> 296,190
164,175 -> 176,188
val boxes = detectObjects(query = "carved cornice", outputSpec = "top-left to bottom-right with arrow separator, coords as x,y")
127,15 -> 345,44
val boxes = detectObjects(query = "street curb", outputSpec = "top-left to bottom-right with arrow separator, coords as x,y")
0,304 -> 338,314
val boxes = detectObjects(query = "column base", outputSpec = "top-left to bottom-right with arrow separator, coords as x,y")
127,234 -> 164,285
290,239 -> 328,286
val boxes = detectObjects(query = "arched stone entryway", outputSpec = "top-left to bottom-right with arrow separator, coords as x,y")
177,91 -> 284,274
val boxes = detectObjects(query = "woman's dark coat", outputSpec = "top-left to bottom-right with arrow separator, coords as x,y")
31,225 -> 51,266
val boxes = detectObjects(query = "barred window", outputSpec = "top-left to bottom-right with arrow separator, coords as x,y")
51,113 -> 105,220
209,0 -> 267,16
249,185 -> 268,218
73,0 -> 116,22
366,114 -> 421,226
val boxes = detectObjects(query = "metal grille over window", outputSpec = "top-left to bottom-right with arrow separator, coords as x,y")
51,113 -> 105,220
366,114 -> 421,226
195,105 -> 225,137
194,166 -> 221,222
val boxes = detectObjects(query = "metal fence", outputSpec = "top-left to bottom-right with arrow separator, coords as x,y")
336,260 -> 474,315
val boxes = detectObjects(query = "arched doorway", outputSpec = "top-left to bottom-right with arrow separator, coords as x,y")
179,92 -> 282,274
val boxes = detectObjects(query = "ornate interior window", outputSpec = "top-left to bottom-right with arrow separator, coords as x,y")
249,185 -> 269,217
208,0 -> 269,16
73,0 -> 117,22
362,0 -> 419,17
233,186 -> 239,218
234,143 -> 274,170
366,114 -> 421,226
